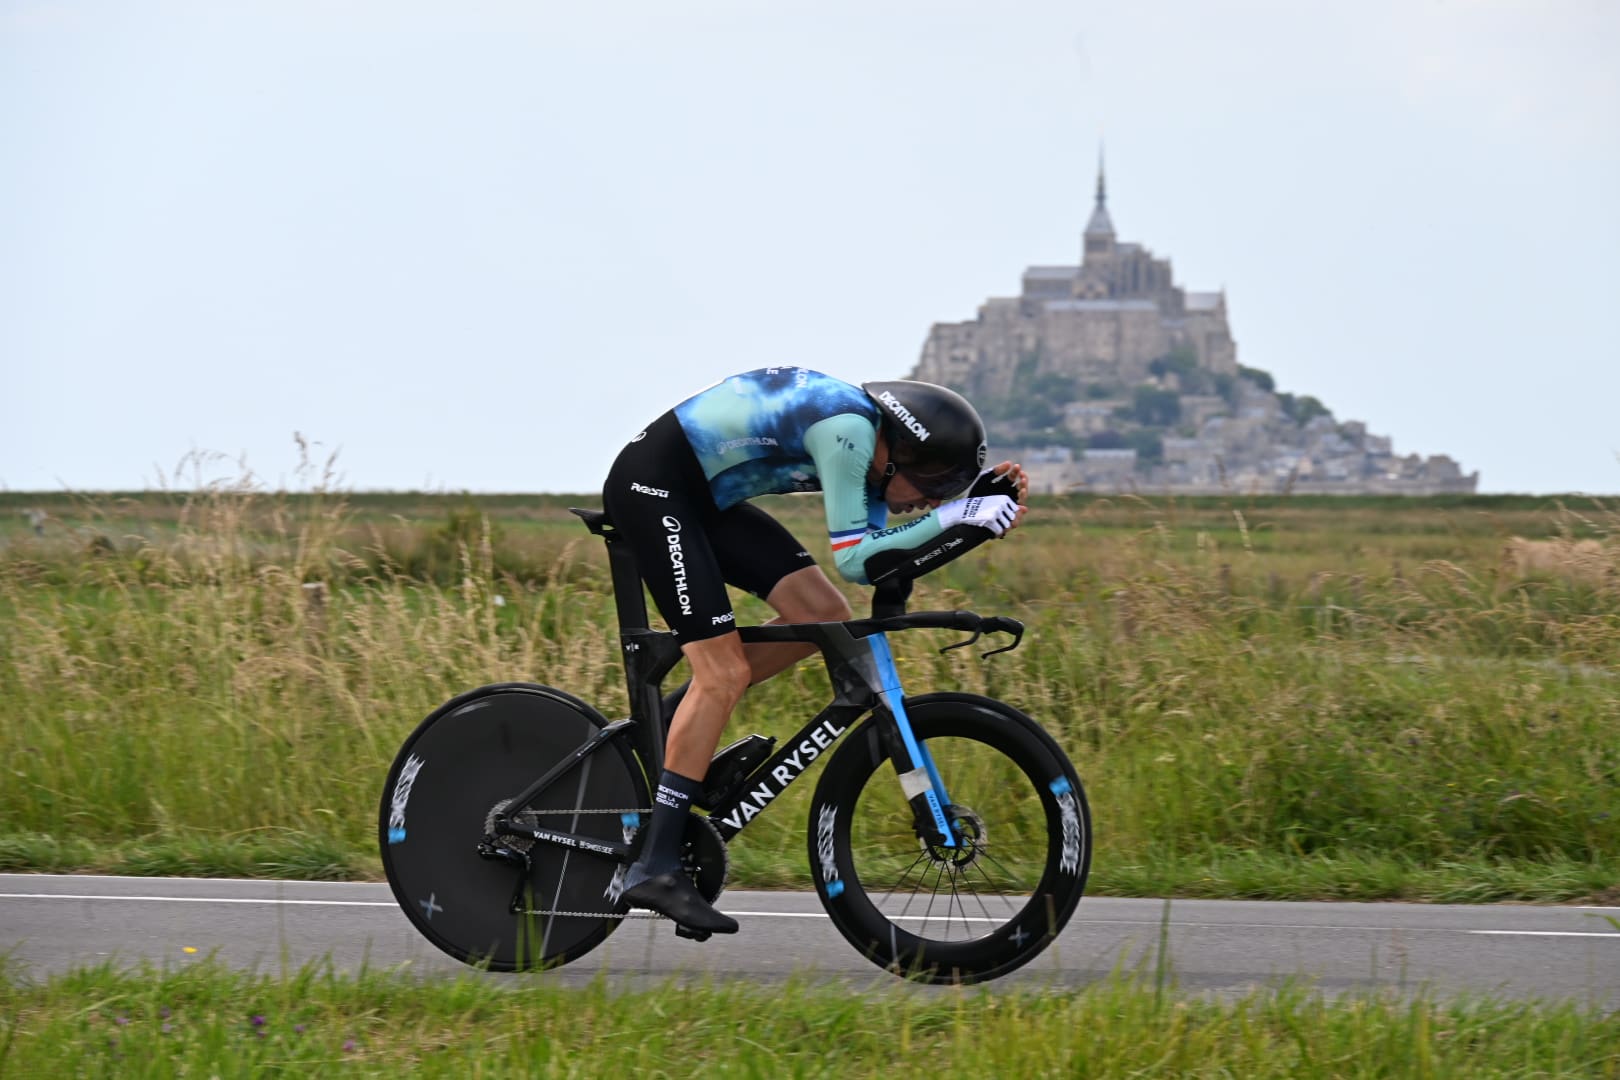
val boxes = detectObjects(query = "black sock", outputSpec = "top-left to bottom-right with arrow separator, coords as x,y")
631,769 -> 701,880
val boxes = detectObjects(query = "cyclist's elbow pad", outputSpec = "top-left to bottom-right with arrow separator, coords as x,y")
831,546 -> 871,585
862,523 -> 994,585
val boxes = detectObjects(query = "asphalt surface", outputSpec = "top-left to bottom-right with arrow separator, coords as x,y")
2,874 -> 1616,1002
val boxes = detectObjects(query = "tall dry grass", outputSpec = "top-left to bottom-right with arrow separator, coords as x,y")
1,481 -> 1616,896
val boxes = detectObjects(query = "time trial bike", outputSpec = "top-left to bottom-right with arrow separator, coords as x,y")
379,507 -> 1091,984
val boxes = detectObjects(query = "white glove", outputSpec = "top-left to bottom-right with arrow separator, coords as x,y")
935,495 -> 1019,537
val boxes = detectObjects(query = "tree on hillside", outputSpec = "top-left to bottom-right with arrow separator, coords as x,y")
1026,372 -> 1080,407
1150,347 -> 1214,394
1126,430 -> 1164,464
1087,430 -> 1127,450
1130,385 -> 1182,427
1278,392 -> 1332,425
1238,364 -> 1275,392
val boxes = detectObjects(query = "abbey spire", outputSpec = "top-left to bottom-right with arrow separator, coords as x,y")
1083,148 -> 1115,258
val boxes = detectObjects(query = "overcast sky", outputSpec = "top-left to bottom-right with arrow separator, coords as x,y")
4,0 -> 1617,495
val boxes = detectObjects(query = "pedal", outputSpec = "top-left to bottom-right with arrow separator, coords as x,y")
674,924 -> 712,942
695,734 -> 776,810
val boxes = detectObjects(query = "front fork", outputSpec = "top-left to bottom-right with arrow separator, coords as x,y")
865,633 -> 957,849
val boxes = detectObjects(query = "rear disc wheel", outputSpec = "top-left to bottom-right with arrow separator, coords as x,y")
379,683 -> 647,972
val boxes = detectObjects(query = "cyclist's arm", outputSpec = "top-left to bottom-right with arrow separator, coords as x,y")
803,414 -> 948,585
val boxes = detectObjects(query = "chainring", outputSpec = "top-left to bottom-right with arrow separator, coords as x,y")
680,814 -> 730,905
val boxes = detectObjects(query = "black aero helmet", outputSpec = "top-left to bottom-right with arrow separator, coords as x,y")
862,379 -> 988,501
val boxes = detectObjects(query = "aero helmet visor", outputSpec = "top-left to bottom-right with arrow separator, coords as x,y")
898,460 -> 979,501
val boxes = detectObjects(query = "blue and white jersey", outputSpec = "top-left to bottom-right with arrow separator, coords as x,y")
674,367 -> 876,506
672,367 -> 948,584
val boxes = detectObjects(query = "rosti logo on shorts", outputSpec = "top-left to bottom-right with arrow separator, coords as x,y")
663,516 -> 692,615
630,482 -> 669,498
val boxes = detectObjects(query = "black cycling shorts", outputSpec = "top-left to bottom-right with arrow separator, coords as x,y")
602,411 -> 817,643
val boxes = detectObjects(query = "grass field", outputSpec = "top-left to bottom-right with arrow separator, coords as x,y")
0,484 -> 1616,902
1,959 -> 1615,1078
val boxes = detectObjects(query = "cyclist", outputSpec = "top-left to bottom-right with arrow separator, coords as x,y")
602,367 -> 1029,935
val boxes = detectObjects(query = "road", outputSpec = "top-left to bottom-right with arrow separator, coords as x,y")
2,874 -> 1615,1002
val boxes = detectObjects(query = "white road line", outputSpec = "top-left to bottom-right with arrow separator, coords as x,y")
0,893 -> 397,908
1468,930 -> 1620,939
1070,918 -> 1619,935
0,894 -> 844,921
4,893 -> 1616,937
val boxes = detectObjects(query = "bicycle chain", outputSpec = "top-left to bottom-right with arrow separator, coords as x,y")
516,908 -> 660,920
495,806 -> 651,919
505,810 -> 724,923
504,807 -> 650,816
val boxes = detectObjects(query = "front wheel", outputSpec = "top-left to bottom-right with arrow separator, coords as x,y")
808,692 -> 1091,984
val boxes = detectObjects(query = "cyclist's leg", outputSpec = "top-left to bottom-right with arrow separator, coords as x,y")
602,415 -> 744,934
619,628 -> 747,933
663,631 -> 751,779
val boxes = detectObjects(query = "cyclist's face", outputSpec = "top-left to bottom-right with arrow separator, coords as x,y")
884,472 -> 944,516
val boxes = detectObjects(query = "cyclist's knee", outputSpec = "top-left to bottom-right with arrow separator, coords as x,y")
684,635 -> 752,704
798,592 -> 852,623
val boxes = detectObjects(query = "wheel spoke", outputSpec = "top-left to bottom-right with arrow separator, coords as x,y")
970,844 -> 1034,890
875,850 -> 936,920
946,872 -> 975,939
959,866 -> 1004,926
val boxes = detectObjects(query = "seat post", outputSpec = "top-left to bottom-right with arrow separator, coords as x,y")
569,507 -> 652,633
570,507 -> 681,777
602,531 -> 653,634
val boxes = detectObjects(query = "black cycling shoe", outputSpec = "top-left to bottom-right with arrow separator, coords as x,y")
622,872 -> 739,936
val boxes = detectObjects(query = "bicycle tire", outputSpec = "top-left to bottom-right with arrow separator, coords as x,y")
808,692 -> 1091,984
379,682 -> 649,972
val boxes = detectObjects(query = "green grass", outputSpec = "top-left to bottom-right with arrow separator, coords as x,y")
1,484 -> 1617,901
1,959 -> 1615,1078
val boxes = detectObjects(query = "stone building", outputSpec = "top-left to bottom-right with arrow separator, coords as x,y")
913,158 -> 1237,398
905,156 -> 1478,495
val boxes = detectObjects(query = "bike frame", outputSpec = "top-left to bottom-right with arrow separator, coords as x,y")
490,510 -> 1022,864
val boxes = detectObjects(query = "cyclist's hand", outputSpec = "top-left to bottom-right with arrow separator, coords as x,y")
967,462 -> 1030,504
936,495 -> 1021,538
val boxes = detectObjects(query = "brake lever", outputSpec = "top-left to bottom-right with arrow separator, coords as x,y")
939,630 -> 982,655
979,617 -> 1025,658
938,617 -> 1025,658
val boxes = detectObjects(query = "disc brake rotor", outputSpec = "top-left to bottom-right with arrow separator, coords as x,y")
922,805 -> 986,868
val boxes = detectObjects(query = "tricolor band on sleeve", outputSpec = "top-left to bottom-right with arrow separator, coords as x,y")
829,527 -> 865,553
